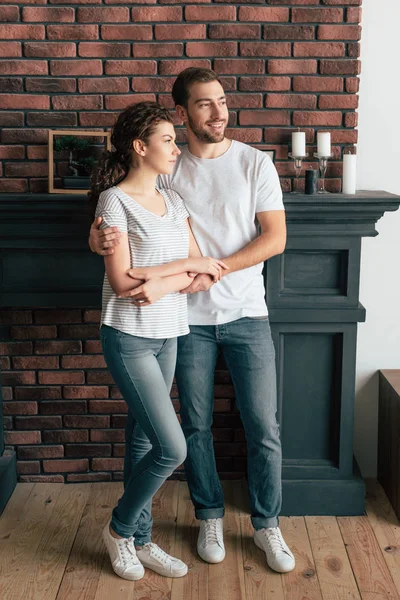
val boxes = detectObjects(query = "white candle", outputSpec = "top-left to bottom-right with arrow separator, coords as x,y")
342,153 -> 357,194
317,132 -> 331,156
292,131 -> 306,156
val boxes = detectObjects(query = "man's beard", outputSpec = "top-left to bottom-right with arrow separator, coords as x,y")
187,113 -> 226,143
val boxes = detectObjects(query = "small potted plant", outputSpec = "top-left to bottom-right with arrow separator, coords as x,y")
54,135 -> 96,190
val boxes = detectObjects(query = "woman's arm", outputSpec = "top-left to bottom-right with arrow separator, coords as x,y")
103,232 -> 144,296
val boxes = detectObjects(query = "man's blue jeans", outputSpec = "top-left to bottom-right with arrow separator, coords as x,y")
175,317 -> 282,530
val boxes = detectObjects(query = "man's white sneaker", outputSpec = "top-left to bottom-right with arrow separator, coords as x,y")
136,542 -> 188,578
254,527 -> 295,573
102,522 -> 145,580
197,518 -> 226,564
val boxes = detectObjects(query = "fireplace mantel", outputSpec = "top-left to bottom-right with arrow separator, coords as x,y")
1,190 -> 400,515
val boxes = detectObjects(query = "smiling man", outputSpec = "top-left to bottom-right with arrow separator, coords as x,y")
89,68 -> 294,574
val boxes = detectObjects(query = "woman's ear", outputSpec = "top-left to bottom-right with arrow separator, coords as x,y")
132,139 -> 146,157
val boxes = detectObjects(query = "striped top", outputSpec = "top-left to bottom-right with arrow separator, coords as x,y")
95,186 -> 190,339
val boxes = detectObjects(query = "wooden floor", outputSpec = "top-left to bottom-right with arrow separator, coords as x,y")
0,479 -> 399,600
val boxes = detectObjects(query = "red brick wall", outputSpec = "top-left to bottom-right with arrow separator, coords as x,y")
0,308 -> 244,482
0,0 -> 362,194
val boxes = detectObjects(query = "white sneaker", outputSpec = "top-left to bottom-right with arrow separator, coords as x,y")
254,527 -> 295,573
197,518 -> 226,564
102,522 -> 145,580
136,542 -> 188,578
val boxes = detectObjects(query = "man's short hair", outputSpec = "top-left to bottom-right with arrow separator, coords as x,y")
172,68 -> 223,108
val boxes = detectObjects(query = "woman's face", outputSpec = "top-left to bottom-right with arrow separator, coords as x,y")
140,120 -> 181,175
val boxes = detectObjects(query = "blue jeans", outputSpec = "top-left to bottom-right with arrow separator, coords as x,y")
175,317 -> 282,530
100,325 -> 186,542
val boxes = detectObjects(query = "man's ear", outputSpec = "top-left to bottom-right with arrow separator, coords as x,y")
175,105 -> 187,125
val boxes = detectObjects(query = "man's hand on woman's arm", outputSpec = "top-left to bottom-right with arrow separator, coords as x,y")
89,216 -> 121,256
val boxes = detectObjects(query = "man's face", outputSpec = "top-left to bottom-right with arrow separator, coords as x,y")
183,80 -> 229,144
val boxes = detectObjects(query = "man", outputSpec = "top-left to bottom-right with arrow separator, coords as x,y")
89,68 -> 295,574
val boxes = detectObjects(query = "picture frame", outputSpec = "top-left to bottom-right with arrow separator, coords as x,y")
48,130 -> 112,195
264,149 -> 276,163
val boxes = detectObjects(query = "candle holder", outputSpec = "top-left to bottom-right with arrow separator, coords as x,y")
313,153 -> 332,194
288,153 -> 308,194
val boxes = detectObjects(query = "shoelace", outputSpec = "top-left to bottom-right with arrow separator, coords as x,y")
203,519 -> 222,547
119,537 -> 140,565
262,528 -> 287,556
146,543 -> 172,565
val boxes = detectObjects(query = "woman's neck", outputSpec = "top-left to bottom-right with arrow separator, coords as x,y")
119,167 -> 158,196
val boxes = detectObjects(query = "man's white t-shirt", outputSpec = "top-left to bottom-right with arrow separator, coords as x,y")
158,139 -> 285,326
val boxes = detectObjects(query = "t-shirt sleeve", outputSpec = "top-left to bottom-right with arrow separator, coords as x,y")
168,189 -> 190,221
157,174 -> 171,190
255,154 -> 285,213
95,190 -> 128,233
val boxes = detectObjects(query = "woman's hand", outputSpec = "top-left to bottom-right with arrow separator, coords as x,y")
118,277 -> 169,306
185,257 -> 229,282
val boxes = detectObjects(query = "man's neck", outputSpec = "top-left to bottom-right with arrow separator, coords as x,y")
187,135 -> 232,160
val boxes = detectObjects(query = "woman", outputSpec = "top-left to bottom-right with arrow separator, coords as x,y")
89,101 -> 228,581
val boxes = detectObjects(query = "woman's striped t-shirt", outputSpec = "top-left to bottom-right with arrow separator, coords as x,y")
95,186 -> 190,339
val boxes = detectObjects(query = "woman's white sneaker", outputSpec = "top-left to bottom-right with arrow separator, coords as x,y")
102,522 -> 145,580
135,543 -> 188,577
197,518 -> 225,563
254,527 -> 295,573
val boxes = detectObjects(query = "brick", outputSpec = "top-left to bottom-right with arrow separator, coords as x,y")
323,0 -> 361,4
0,356 -> 10,369
159,59 -> 210,76
293,8 -> 342,22
11,325 -> 56,340
41,400 -> 87,415
0,310 -> 32,324
225,93 -> 262,109
61,355 -> 106,369
67,473 -> 111,482
90,429 -> 124,442
18,461 -> 41,475
2,371 -> 36,385
0,340 -> 32,355
132,6 -> 181,21
113,444 -> 125,457
293,76 -> 343,92
293,42 -> 345,57
239,76 -> 291,92
0,6 -> 19,20
187,41 -> 237,57
78,42 -> 130,58
0,178 -> 27,192
319,94 -> 358,109
268,59 -> 317,74
27,112 -> 77,127
38,371 -> 85,385
16,415 -> 62,429
266,94 -> 316,109
92,458 -> 123,471
0,41 -> 21,56
20,475 -> 65,482
35,341 -> 82,355
22,8 -> 74,22
26,77 -> 76,93
27,146 -> 47,160
34,309 -> 82,324
155,24 -> 206,40
318,25 -> 361,40
264,127 -> 314,144
293,111 -> 342,127
133,42 -> 182,58
0,25 -> 44,39
330,129 -> 357,144
226,128 -> 262,143
239,7 -> 288,21
78,7 -> 129,22
0,78 -> 22,92
50,59 -> 102,76
105,60 -> 156,75
345,77 -> 359,93
79,112 -> 119,127
43,459 -> 88,473
210,24 -> 260,40
3,401 -> 38,415
66,444 -> 111,458
186,6 -> 235,21
240,42 -> 291,58
101,25 -> 152,41
43,430 -> 88,444
111,415 -> 126,428
12,356 -> 59,370
348,42 -> 360,58
64,415 -> 109,428
0,61 -> 48,76
5,162 -> 47,177
214,59 -> 264,75
47,25 -> 98,40
85,372 -> 113,386
18,445 -> 64,459
52,95 -> 103,110
263,25 -> 314,40
77,78 -> 128,94
347,7 -> 362,23
131,77 -> 173,93
104,94 -> 154,110
88,400 -> 127,414
15,387 -> 61,400
59,324 -> 100,338
110,387 -> 122,399
63,386 -> 109,399
1,387 -> 12,400
24,42 -> 76,58
239,110 -> 290,126
83,309 -> 101,323
4,430 -> 41,444
320,59 -> 360,75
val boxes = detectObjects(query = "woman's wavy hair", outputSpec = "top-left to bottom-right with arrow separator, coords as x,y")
88,101 -> 173,217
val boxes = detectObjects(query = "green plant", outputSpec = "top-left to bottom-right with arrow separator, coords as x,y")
54,135 -> 95,177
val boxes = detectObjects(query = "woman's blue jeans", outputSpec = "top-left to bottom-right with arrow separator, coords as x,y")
100,324 -> 186,542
